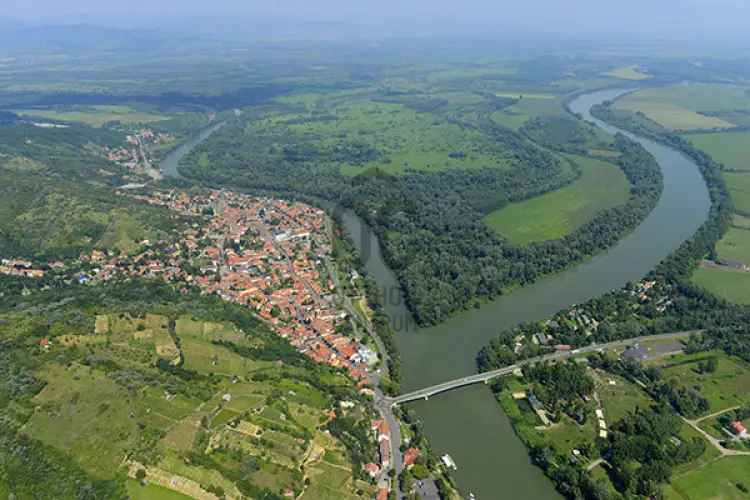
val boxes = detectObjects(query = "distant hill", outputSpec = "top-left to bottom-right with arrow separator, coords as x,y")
0,23 -> 172,54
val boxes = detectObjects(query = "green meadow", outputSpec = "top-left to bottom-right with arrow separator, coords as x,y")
723,171 -> 750,215
483,155 -> 629,245
667,456 -> 750,500
282,99 -> 513,176
692,266 -> 750,304
13,105 -> 168,127
491,94 -> 566,131
716,225 -> 750,264
605,65 -> 651,81
685,131 -> 750,171
659,351 -> 750,414
615,84 -> 747,130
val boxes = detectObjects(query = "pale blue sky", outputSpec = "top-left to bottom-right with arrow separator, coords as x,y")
4,0 -> 750,41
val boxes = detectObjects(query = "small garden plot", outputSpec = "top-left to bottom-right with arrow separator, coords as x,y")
225,391 -> 267,414
289,402 -> 325,432
125,479 -> 192,500
158,452 -> 240,497
140,387 -> 201,421
249,461 -> 303,494
211,408 -> 241,428
277,378 -> 330,408
162,414 -> 202,452
180,337 -> 263,375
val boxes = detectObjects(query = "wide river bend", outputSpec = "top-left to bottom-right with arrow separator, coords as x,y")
161,89 -> 711,498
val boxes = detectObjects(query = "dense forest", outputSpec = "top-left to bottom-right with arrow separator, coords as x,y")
180,100 -> 662,325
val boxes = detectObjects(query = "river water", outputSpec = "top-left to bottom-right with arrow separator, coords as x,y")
160,122 -> 224,179
340,88 -> 711,498
161,89 -> 711,498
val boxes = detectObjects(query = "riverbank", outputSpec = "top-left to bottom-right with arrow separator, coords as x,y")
346,88 -> 710,498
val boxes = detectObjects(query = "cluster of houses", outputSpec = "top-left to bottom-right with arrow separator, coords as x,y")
364,418 -> 421,497
4,189 -> 380,383
106,128 -> 171,177
0,258 -> 50,278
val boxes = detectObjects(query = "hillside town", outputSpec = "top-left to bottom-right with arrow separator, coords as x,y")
1,189 -> 379,381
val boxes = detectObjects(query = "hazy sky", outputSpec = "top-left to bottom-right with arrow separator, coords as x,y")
5,0 -> 750,41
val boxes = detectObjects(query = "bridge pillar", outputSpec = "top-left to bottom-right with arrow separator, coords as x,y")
424,395 -> 429,401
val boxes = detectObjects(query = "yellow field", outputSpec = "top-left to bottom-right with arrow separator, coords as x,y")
605,66 -> 651,81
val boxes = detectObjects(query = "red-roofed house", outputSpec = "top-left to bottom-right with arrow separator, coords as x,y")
362,462 -> 380,478
403,447 -> 421,468
730,421 -> 748,437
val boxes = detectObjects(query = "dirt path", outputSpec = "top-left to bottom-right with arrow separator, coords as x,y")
681,415 -> 750,457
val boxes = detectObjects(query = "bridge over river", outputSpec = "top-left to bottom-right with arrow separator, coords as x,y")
387,331 -> 696,406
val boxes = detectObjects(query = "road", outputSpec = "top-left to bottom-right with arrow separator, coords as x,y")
681,406 -> 750,457
388,331 -> 698,406
321,217 -> 406,496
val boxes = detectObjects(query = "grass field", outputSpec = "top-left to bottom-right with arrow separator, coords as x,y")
13,105 -> 168,127
594,371 -> 653,422
615,85 -> 744,130
483,155 -> 630,245
26,363 -> 139,478
491,95 -> 566,131
692,266 -> 750,304
660,351 -> 750,414
723,171 -> 750,215
716,226 -> 750,264
605,66 -> 651,80
279,98 -> 513,175
667,456 -> 750,500
125,480 -> 192,500
685,131 -> 750,171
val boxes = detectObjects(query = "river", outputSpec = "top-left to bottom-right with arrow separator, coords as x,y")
159,122 -> 224,179
339,88 -> 711,498
160,89 -> 711,498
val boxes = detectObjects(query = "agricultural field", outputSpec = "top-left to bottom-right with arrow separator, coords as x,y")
657,351 -> 750,414
490,93 -> 565,131
614,84 -> 750,130
483,155 -> 630,245
692,267 -> 750,304
715,225 -> 750,264
605,65 -> 651,81
667,456 -> 750,500
2,307 -> 378,500
12,105 -> 169,127
722,171 -> 750,215
687,130 -> 750,303
685,131 -> 750,171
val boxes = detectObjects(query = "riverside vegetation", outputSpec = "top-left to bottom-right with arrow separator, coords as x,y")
478,84 -> 750,499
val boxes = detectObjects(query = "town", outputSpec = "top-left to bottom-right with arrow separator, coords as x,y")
1,189 -> 380,381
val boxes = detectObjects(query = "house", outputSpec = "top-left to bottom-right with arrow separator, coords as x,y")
363,462 -> 380,478
404,447 -> 421,468
379,440 -> 391,469
730,421 -> 748,438
376,488 -> 389,500
533,332 -> 549,345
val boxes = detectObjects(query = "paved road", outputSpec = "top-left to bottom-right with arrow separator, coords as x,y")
389,331 -> 699,405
